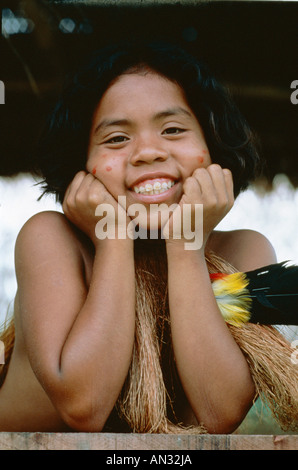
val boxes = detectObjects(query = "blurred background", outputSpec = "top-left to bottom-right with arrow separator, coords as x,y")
0,0 -> 298,434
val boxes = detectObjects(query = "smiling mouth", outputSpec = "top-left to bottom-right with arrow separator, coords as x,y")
132,178 -> 176,195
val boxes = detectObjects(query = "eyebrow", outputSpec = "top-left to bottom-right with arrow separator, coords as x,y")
94,107 -> 193,135
94,119 -> 130,135
153,107 -> 193,120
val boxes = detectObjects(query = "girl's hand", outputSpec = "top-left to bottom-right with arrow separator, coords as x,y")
62,171 -> 130,245
164,164 -> 234,249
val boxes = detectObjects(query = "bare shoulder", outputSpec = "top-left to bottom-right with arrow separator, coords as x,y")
14,210 -> 91,284
16,210 -> 76,244
208,229 -> 277,272
15,210 -> 82,260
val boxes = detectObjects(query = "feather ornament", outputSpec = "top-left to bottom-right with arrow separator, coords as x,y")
210,272 -> 252,326
211,262 -> 298,326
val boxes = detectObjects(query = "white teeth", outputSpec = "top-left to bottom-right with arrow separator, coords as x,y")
133,179 -> 175,195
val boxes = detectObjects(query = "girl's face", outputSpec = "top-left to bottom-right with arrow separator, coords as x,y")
87,70 -> 211,229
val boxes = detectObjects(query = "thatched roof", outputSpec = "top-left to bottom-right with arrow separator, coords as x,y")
1,0 -> 298,187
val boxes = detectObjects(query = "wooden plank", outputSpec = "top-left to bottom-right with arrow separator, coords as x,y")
0,433 -> 297,450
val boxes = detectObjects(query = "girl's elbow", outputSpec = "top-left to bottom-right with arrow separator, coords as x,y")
197,399 -> 252,434
61,411 -> 106,432
57,399 -> 110,432
202,412 -> 246,435
208,413 -> 246,434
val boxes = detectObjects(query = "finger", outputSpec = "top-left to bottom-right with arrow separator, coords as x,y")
223,168 -> 234,205
182,175 -> 202,204
207,164 -> 226,189
192,167 -> 217,205
73,172 -> 100,207
206,164 -> 230,207
64,171 -> 87,200
63,171 -> 87,211
75,171 -> 95,193
88,177 -> 110,206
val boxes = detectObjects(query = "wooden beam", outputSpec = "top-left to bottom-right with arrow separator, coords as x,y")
0,433 -> 297,450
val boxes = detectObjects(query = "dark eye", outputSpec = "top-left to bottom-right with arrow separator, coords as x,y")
106,135 -> 128,144
163,127 -> 186,135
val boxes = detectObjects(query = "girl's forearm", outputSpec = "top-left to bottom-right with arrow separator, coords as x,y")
166,242 -> 255,433
56,238 -> 135,430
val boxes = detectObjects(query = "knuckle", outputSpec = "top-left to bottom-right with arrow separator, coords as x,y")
63,194 -> 73,209
73,171 -> 87,184
88,190 -> 101,206
208,163 -> 222,173
74,191 -> 85,206
193,167 -> 205,177
183,176 -> 194,187
183,177 -> 199,194
223,167 -> 232,177
206,196 -> 217,209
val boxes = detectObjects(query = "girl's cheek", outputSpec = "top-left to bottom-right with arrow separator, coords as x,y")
89,152 -> 127,177
198,149 -> 212,167
92,164 -> 112,175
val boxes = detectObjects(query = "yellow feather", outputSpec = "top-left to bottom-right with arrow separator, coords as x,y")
212,272 -> 252,327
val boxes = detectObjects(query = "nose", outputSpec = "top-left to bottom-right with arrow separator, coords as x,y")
129,134 -> 168,166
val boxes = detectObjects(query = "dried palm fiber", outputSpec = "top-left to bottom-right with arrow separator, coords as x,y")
116,240 -> 298,433
116,239 -> 206,434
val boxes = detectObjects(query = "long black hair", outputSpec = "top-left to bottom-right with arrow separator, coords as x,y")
35,40 -> 262,203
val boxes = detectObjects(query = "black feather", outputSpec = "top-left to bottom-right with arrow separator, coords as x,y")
244,262 -> 298,325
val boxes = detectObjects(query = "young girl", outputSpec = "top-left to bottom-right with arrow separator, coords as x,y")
0,41 -> 297,434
